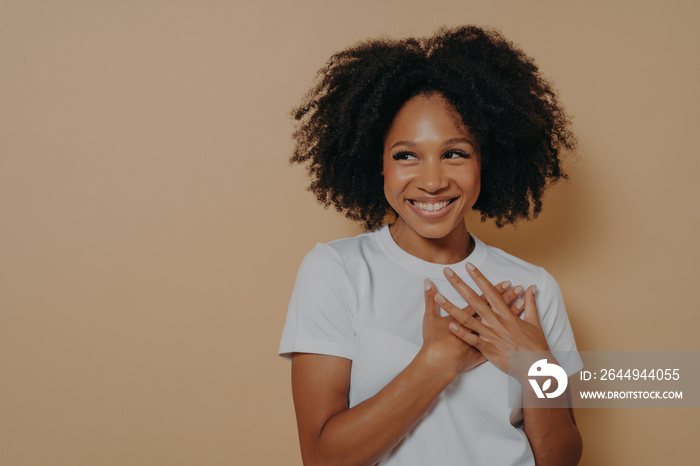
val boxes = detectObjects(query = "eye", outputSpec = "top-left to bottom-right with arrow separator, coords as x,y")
392,151 -> 418,161
443,150 -> 471,159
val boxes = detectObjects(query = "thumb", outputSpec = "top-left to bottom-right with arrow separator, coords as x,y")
424,279 -> 439,319
523,285 -> 541,327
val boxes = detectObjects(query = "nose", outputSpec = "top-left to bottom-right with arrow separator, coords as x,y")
417,158 -> 448,193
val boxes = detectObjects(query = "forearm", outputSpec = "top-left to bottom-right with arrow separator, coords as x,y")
302,352 -> 453,466
522,390 -> 582,466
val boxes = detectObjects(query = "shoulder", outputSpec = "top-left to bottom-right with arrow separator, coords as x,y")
300,227 -> 385,273
281,237 -> 371,360
478,240 -> 551,283
294,242 -> 352,296
324,227 -> 384,258
294,228 -> 383,293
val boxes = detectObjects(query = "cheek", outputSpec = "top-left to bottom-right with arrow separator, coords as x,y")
472,173 -> 481,194
466,163 -> 481,189
382,170 -> 399,201
382,165 -> 410,207
457,168 -> 481,200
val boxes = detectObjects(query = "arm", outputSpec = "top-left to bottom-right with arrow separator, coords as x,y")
522,388 -> 582,465
292,349 -> 453,466
291,280 -> 523,466
438,263 -> 582,466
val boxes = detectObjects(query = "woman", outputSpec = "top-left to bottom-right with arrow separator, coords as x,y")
279,26 -> 582,465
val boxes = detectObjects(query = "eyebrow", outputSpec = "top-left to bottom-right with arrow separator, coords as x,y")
389,137 -> 474,150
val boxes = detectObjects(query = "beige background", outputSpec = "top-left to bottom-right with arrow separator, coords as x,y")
1,0 -> 698,464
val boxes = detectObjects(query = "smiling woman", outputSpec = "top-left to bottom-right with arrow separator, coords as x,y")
382,93 -> 481,263
280,26 -> 582,466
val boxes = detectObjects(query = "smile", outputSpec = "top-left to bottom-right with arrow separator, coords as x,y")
409,199 -> 455,212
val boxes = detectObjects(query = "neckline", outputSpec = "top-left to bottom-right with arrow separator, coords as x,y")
376,224 -> 488,279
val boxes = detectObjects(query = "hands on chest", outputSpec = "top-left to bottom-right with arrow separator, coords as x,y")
421,262 -> 551,381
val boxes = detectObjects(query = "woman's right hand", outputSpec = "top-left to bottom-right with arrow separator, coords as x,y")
419,279 -> 524,379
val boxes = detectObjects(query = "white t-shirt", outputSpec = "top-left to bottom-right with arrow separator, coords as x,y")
279,225 -> 582,465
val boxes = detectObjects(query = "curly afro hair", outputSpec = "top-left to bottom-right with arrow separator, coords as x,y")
291,25 -> 575,230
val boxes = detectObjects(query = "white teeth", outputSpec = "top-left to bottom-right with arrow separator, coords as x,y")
412,200 -> 450,212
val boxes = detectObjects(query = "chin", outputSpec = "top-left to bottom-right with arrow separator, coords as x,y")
405,220 -> 464,240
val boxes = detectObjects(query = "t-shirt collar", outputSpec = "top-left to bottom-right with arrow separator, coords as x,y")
376,224 -> 488,280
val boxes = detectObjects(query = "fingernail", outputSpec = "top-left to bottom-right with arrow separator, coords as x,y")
516,299 -> 524,310
502,281 -> 512,289
449,323 -> 459,332
532,285 -> 537,295
513,285 -> 524,295
444,267 -> 454,277
466,262 -> 475,271
435,293 -> 446,303
424,279 -> 432,291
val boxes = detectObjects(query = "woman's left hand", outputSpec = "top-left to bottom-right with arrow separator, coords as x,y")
435,262 -> 551,377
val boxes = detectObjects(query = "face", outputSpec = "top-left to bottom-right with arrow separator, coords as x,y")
382,93 -> 481,245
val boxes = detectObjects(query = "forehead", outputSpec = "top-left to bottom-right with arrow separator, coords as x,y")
384,94 -> 471,143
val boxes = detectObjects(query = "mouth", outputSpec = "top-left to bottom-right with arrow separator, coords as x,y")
408,198 -> 456,213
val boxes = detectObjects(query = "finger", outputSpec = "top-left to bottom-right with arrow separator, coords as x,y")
435,292 -> 488,336
464,262 -> 510,316
479,280 -> 512,305
449,321 -> 486,351
443,267 -> 494,319
475,285 -> 526,319
496,280 -> 512,292
424,279 -> 439,319
495,280 -> 513,297
522,284 -> 541,326
502,284 -> 524,308
511,297 -> 526,317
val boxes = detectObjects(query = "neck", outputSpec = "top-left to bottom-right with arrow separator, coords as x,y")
388,220 -> 473,264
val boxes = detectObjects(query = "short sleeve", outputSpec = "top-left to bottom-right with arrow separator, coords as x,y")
278,243 -> 357,360
536,268 -> 583,377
